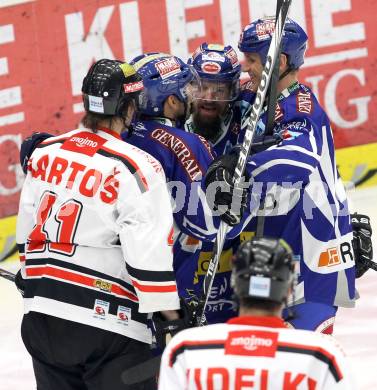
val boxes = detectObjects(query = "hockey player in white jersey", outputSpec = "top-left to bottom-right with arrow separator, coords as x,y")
16,59 -> 180,390
158,237 -> 354,390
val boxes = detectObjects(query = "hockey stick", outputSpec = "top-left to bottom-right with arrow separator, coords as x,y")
265,0 -> 285,135
0,267 -> 16,282
365,259 -> 377,272
121,0 -> 293,385
196,0 -> 293,327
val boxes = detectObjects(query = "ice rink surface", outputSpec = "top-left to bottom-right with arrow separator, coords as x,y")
1,186 -> 376,389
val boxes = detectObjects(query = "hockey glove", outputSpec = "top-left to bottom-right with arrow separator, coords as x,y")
20,132 -> 53,174
15,270 -> 25,297
205,147 -> 249,226
351,213 -> 375,278
152,299 -> 198,350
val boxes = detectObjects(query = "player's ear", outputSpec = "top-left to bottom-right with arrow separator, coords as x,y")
279,54 -> 289,73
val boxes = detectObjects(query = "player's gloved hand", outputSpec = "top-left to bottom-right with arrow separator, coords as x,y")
152,299 -> 196,350
351,212 -> 375,278
204,147 -> 249,226
20,132 -> 53,174
15,270 -> 25,297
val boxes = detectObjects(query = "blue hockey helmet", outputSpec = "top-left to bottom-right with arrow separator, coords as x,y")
238,17 -> 308,69
188,43 -> 241,101
130,53 -> 199,117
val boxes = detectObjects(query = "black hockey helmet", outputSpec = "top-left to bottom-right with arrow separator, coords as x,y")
231,237 -> 295,304
82,59 -> 143,116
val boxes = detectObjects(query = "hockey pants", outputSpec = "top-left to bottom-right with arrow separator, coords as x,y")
21,312 -> 157,390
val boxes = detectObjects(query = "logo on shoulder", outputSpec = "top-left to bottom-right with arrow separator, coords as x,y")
61,131 -> 106,156
71,136 -> 98,148
225,330 -> 278,356
296,91 -> 313,114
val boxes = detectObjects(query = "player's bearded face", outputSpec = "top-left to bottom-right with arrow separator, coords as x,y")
242,53 -> 264,91
193,80 -> 230,120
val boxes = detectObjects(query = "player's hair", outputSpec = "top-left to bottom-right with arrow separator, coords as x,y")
81,112 -> 111,133
240,297 -> 282,312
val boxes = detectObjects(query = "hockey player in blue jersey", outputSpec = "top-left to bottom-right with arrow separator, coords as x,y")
205,17 -> 359,334
123,53 -> 219,243
185,43 -> 242,156
176,44 -> 251,324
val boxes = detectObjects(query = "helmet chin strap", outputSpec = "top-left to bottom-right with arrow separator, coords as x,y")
174,98 -> 191,129
279,66 -> 294,81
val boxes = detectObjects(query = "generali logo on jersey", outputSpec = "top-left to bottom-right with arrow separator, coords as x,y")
225,330 -> 278,357
61,131 -> 107,156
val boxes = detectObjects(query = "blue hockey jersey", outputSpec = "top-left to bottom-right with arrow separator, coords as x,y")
121,118 -> 219,242
231,81 -> 356,308
174,86 -> 256,324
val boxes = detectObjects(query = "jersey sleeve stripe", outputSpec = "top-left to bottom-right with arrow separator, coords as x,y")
250,159 -> 315,178
131,279 -> 177,293
277,341 -> 343,382
169,339 -> 226,367
126,264 -> 175,282
98,146 -> 149,193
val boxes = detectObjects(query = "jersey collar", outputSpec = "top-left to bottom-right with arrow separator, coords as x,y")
277,81 -> 300,101
150,117 -> 174,127
227,316 -> 287,329
96,126 -> 122,140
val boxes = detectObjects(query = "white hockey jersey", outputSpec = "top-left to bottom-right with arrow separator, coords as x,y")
159,316 -> 354,389
16,127 -> 180,344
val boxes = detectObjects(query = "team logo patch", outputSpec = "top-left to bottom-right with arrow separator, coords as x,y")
61,131 -> 106,156
225,48 -> 239,68
88,95 -> 104,113
93,279 -> 112,292
225,330 -> 278,356
202,52 -> 225,62
201,61 -> 221,74
256,19 -> 275,40
93,299 -> 109,319
318,247 -> 341,267
155,57 -> 181,79
124,80 -> 143,93
249,276 -> 271,298
296,91 -> 313,114
117,306 -> 131,325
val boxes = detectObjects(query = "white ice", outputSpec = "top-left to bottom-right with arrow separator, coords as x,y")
0,186 -> 376,389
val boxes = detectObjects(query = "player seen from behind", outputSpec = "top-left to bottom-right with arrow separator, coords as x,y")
16,59 -> 179,390
158,237 -> 354,389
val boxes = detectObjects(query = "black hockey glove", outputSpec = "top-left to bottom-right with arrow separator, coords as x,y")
205,147 -> 249,226
15,270 -> 25,297
20,132 -> 53,174
351,213 -> 375,278
152,299 -> 198,350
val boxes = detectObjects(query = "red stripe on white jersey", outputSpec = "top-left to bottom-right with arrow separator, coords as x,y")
131,279 -> 177,293
26,265 -> 138,302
